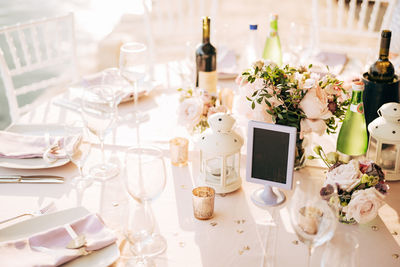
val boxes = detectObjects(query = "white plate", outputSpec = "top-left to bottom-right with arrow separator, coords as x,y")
0,124 -> 70,169
0,207 -> 120,267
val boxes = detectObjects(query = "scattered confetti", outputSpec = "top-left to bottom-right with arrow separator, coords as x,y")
371,225 -> 379,231
220,193 -> 227,197
241,220 -> 246,224
112,202 -> 119,207
392,254 -> 399,259
243,245 -> 250,251
292,240 -> 299,245
181,185 -> 186,189
392,231 -> 398,235
238,250 -> 243,255
210,222 -> 218,226
234,219 -> 246,224
179,242 -> 185,248
237,230 -> 244,234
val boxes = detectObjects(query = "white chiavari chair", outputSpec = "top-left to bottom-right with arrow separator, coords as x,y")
0,13 -> 78,124
312,0 -> 398,55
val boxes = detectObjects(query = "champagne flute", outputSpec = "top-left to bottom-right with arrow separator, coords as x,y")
119,42 -> 149,123
63,121 -> 92,189
124,146 -> 167,267
289,181 -> 337,267
81,85 -> 119,180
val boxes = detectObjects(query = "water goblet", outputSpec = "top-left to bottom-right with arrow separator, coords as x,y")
321,230 -> 360,267
119,42 -> 150,123
124,146 -> 167,267
81,85 -> 119,180
63,122 -> 92,189
289,180 -> 337,267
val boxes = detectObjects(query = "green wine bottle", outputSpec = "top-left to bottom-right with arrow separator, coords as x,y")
262,14 -> 282,66
368,30 -> 395,83
336,81 -> 368,156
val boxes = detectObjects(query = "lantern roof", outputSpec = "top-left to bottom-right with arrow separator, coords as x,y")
368,102 -> 400,142
198,113 -> 243,156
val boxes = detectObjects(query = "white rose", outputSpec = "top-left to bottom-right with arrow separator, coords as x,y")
343,188 -> 384,224
178,97 -> 204,130
299,118 -> 327,139
325,160 -> 361,191
299,87 -> 332,120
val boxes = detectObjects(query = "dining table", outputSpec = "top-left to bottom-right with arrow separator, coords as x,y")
0,58 -> 399,267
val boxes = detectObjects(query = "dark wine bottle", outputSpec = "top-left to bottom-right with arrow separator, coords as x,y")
368,30 -> 395,83
196,16 -> 217,94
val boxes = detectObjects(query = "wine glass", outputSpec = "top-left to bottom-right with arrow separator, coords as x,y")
119,42 -> 149,123
63,121 -> 92,189
289,180 -> 337,267
81,85 -> 119,180
124,146 -> 167,267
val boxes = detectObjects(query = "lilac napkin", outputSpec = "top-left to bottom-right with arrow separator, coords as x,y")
0,131 -> 78,160
0,213 -> 117,267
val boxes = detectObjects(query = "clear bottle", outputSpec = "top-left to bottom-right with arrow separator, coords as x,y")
262,14 -> 282,66
336,81 -> 368,156
241,24 -> 260,69
368,30 -> 395,83
196,16 -> 217,94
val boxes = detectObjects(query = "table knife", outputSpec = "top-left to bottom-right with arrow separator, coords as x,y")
0,175 -> 64,184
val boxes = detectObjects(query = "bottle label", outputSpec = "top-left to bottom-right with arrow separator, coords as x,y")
198,71 -> 217,94
350,103 -> 364,114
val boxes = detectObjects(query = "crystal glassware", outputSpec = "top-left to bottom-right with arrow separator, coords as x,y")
119,42 -> 149,123
321,230 -> 359,267
81,85 -> 119,180
124,146 -> 167,267
63,121 -> 92,189
289,180 -> 337,267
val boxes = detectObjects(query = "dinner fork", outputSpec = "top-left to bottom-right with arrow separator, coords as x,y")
0,202 -> 56,225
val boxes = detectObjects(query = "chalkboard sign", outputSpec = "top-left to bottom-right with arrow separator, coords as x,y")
246,121 -> 296,190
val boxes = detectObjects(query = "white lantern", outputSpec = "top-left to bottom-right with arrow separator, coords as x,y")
198,113 -> 243,194
367,102 -> 400,181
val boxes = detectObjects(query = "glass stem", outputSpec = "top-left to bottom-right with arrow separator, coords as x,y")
99,135 -> 106,165
142,199 -> 155,235
307,245 -> 313,267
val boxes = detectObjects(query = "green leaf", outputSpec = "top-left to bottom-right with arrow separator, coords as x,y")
251,101 -> 255,109
252,91 -> 258,97
257,97 -> 263,104
308,64 -> 313,69
246,96 -> 252,102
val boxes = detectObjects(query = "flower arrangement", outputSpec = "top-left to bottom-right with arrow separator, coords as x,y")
237,60 -> 349,139
177,88 -> 228,133
314,147 -> 389,224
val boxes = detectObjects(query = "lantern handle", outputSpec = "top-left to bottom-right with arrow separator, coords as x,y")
377,108 -> 382,117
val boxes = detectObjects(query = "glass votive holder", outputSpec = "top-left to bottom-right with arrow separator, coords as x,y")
192,186 -> 215,220
169,137 -> 189,166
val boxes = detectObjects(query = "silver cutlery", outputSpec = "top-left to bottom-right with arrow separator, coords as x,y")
0,175 -> 64,184
0,202 -> 56,224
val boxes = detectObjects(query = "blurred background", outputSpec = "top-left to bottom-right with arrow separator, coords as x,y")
0,0 -> 399,129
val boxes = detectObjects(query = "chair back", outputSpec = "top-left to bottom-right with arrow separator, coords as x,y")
312,0 -> 398,54
0,13 -> 77,123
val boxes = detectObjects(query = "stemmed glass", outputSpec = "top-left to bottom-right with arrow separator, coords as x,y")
81,85 -> 119,180
289,180 -> 337,267
124,146 -> 167,267
63,121 -> 92,189
119,42 -> 149,123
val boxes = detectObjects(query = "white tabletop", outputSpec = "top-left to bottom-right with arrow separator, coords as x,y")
0,64 -> 399,267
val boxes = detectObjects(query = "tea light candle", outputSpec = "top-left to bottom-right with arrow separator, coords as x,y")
169,137 -> 189,166
192,186 -> 215,220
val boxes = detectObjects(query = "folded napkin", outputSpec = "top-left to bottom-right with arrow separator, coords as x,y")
0,131 -> 80,161
0,213 -> 117,267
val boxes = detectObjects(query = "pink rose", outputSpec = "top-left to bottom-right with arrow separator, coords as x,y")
299,118 -> 327,139
325,160 -> 361,191
342,188 -> 384,224
178,97 -> 204,131
299,87 -> 332,120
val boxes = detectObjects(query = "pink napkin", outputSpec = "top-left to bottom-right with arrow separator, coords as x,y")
0,213 -> 117,267
0,131 -> 78,160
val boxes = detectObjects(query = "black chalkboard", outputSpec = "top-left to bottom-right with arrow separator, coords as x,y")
251,128 -> 289,184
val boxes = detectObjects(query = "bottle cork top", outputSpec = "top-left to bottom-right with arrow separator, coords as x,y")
381,30 -> 391,38
352,81 -> 364,91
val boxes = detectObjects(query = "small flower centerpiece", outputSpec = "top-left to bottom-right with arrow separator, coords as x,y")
314,147 -> 389,224
177,88 -> 228,134
237,60 -> 349,167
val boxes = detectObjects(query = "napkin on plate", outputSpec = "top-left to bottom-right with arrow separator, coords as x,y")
0,131 -> 80,160
0,213 -> 117,267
